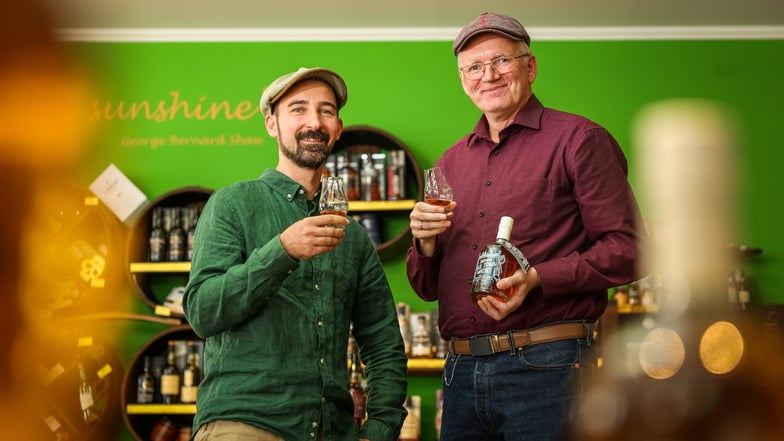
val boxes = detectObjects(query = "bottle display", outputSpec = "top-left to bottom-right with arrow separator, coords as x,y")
160,341 -> 180,404
180,341 -> 200,404
470,216 -> 530,302
136,356 -> 155,404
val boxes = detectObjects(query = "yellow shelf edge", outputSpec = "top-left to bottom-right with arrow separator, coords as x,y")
130,262 -> 192,273
126,403 -> 197,414
349,200 -> 416,212
407,358 -> 445,371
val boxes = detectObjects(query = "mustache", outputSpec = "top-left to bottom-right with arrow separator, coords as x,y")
296,130 -> 329,142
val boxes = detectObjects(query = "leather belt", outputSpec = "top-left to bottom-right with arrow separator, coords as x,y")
448,322 -> 593,357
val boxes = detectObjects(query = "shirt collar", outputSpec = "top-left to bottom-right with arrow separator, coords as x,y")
467,94 -> 544,148
260,168 -> 308,203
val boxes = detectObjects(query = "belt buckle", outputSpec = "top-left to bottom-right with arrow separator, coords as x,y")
468,336 -> 495,356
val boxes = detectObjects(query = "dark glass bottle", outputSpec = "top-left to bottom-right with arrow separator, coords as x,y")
136,356 -> 156,404
180,341 -> 200,404
160,340 -> 180,404
167,208 -> 185,262
349,350 -> 366,426
149,207 -> 167,262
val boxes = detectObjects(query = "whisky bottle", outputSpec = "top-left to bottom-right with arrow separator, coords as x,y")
136,356 -> 156,404
469,216 -> 530,302
360,153 -> 381,201
736,269 -> 751,310
167,208 -> 185,262
348,350 -> 367,426
180,341 -> 200,404
410,314 -> 434,358
398,395 -> 421,441
78,362 -> 99,424
149,207 -> 167,262
160,340 -> 180,404
727,272 -> 739,311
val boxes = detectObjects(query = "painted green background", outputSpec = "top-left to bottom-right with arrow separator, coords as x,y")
63,38 -> 783,440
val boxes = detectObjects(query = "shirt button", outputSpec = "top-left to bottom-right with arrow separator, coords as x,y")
485,180 -> 491,186
470,317 -> 476,322
311,422 -> 318,428
321,396 -> 326,403
320,358 -> 326,365
286,193 -> 293,199
317,320 -> 324,327
479,211 -> 485,217
472,244 -> 478,249
299,189 -> 305,195
314,284 -> 320,291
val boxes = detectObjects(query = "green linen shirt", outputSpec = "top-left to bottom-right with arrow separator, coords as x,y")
183,169 -> 408,441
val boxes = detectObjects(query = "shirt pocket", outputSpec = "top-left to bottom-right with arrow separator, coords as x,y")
499,178 -> 551,242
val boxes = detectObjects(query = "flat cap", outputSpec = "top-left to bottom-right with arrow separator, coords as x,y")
452,12 -> 531,55
259,67 -> 348,117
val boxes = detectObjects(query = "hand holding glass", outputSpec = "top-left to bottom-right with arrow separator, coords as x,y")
424,167 -> 453,208
319,176 -> 349,229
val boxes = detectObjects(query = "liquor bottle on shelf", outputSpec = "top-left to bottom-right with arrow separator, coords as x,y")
371,152 -> 388,201
387,150 -> 406,200
736,269 -> 751,311
337,153 -> 359,201
360,153 -> 381,201
469,216 -> 530,302
409,314 -> 434,358
136,355 -> 156,404
396,302 -> 411,356
727,272 -> 739,311
348,350 -> 367,426
160,340 -> 180,404
167,208 -> 186,262
434,389 -> 443,441
149,207 -> 167,262
78,362 -> 99,424
180,340 -> 201,404
398,395 -> 421,441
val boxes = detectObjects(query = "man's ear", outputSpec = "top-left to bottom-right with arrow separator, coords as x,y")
265,113 -> 278,137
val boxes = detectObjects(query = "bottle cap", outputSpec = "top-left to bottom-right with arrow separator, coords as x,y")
497,216 -> 514,240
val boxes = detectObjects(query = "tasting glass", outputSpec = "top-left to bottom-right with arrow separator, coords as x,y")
319,176 -> 349,229
424,167 -> 453,208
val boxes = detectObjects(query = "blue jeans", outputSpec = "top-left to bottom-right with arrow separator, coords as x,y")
440,336 -> 593,441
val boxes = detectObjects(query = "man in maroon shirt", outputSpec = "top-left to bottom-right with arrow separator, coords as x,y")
406,12 -> 646,441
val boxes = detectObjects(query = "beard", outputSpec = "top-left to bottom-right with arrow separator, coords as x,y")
280,130 -> 331,169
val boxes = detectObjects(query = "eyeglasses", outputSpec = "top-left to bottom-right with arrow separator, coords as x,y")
458,54 -> 530,80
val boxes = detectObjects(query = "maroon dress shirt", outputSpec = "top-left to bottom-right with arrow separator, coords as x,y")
407,95 -> 645,339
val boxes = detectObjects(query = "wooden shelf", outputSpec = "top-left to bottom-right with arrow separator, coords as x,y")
348,199 -> 416,212
126,404 -> 196,415
129,262 -> 191,273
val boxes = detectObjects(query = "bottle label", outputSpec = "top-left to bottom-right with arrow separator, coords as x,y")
471,246 -> 505,292
161,374 -> 180,395
181,385 -> 198,403
79,387 -> 95,410
499,240 -> 530,271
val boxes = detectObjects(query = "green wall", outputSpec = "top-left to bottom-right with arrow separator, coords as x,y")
63,38 -> 784,440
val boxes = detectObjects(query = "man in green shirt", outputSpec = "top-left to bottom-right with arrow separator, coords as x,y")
183,67 -> 408,441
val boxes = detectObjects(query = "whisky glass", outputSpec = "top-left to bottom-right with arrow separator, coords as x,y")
424,167 -> 453,208
319,176 -> 349,229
